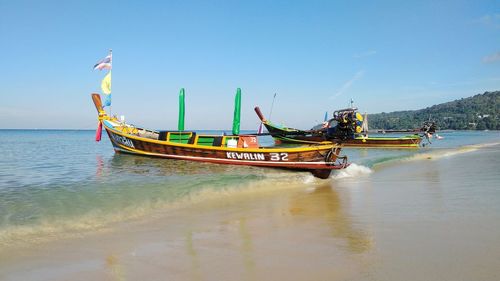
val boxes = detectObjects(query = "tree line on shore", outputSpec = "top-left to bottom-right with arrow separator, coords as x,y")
367,91 -> 499,130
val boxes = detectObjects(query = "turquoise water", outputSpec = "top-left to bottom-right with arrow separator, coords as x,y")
0,129 -> 498,246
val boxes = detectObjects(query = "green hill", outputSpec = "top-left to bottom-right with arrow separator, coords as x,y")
368,91 -> 500,130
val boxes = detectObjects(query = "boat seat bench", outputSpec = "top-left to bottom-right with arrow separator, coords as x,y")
157,131 -> 247,147
158,131 -> 194,144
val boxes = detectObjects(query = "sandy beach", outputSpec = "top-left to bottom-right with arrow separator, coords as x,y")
1,1 -> 499,279
1,144 -> 499,281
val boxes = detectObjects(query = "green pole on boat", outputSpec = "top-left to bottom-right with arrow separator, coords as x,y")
178,88 -> 185,131
232,88 -> 241,135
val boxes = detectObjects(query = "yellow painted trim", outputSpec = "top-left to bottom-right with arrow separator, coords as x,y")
112,143 -> 337,167
353,136 -> 421,141
343,143 -> 420,148
103,123 -> 338,153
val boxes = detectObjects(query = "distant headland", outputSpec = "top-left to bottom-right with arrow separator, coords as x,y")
368,91 -> 499,130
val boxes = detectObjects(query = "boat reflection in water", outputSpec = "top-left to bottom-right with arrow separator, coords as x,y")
176,181 -> 373,280
287,183 -> 373,253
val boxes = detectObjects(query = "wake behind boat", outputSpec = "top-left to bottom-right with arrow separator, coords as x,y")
92,94 -> 349,179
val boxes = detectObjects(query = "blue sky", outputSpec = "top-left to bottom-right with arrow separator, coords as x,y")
0,0 -> 498,129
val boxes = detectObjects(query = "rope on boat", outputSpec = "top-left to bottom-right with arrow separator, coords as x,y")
324,147 -> 349,168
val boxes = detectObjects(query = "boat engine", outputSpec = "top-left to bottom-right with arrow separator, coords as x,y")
325,108 -> 362,140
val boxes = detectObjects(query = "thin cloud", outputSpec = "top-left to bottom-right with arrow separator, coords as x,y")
353,50 -> 377,59
483,51 -> 500,63
330,70 -> 364,100
471,14 -> 500,29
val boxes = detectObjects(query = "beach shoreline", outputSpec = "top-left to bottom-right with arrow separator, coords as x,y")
1,143 -> 499,281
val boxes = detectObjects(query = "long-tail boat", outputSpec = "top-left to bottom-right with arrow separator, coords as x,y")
92,93 -> 349,179
255,106 -> 435,148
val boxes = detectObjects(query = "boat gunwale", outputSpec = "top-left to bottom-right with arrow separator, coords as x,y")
265,121 -> 421,141
110,142 -> 346,169
272,135 -> 421,148
264,120 -> 422,147
353,136 -> 421,141
103,121 -> 340,153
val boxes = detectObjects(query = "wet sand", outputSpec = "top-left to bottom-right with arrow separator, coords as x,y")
1,146 -> 500,281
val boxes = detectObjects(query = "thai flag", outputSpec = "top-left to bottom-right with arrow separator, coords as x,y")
93,54 -> 112,70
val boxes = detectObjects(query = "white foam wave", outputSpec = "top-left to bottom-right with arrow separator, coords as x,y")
372,142 -> 500,170
302,174 -> 318,184
408,142 -> 500,162
0,173 -> 319,251
331,163 -> 372,180
468,141 -> 500,149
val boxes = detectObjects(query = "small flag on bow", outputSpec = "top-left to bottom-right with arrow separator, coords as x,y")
101,71 -> 112,106
93,50 -> 113,107
101,71 -> 112,95
93,53 -> 112,70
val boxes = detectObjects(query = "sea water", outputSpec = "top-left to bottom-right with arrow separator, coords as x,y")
0,130 -> 498,248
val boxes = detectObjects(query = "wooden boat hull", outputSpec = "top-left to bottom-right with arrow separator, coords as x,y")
343,136 -> 421,148
103,123 -> 347,178
92,94 -> 348,179
255,106 -> 423,148
272,133 -> 422,148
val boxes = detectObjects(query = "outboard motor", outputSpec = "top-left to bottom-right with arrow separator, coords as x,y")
420,120 -> 438,144
326,108 -> 362,140
421,121 -> 437,135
